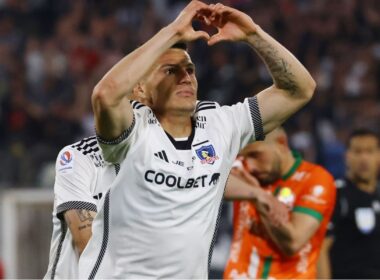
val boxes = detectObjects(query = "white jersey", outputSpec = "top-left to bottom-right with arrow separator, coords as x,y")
44,136 -> 119,279
79,97 -> 264,279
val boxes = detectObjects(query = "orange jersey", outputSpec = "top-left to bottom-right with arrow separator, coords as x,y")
224,156 -> 336,279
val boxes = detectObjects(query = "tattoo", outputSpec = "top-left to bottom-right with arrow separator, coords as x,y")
76,209 -> 94,223
251,36 -> 298,95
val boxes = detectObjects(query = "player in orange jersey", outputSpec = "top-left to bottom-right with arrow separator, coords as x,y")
224,127 -> 336,279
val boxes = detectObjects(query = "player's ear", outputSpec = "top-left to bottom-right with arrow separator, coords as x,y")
276,134 -> 289,151
132,83 -> 145,99
133,82 -> 153,106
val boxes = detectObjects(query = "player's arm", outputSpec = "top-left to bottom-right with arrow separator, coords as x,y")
259,210 -> 320,256
257,173 -> 336,256
317,236 -> 334,279
63,209 -> 96,256
92,1 -> 210,141
54,147 -> 98,255
206,4 -> 316,134
225,167 -> 289,226
224,164 -> 261,200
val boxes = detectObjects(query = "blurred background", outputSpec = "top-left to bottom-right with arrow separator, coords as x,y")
0,0 -> 379,278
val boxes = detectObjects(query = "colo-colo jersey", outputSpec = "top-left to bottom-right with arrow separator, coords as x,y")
79,97 -> 264,279
224,154 -> 336,279
44,136 -> 119,279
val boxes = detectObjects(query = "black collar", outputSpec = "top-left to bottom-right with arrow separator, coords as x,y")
164,119 -> 195,150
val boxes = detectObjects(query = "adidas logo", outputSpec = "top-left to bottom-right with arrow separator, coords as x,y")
93,193 -> 103,200
154,150 -> 169,163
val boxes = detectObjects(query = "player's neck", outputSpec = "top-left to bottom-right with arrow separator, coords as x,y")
157,113 -> 192,138
348,173 -> 378,193
281,150 -> 296,177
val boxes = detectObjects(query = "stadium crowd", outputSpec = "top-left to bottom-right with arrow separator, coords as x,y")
0,0 -> 379,186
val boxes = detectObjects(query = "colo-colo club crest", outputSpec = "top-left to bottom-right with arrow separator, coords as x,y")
196,144 -> 219,165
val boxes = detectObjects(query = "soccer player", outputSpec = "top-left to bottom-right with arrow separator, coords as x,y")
223,127 -> 336,279
318,129 -> 380,279
79,1 -> 316,278
44,136 -> 119,279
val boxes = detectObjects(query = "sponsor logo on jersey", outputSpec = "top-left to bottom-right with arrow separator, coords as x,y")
209,173 -> 220,185
301,185 -> 327,204
312,185 -> 324,196
195,144 -> 219,165
172,160 -> 185,167
144,170 -> 220,189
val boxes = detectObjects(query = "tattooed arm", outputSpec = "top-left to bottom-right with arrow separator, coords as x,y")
206,4 -> 316,134
248,27 -> 316,134
64,209 -> 96,255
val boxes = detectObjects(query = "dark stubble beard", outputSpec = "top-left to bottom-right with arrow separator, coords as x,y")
256,156 -> 282,187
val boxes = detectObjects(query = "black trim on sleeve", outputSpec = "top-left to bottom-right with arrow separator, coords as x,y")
96,114 -> 136,145
50,220 -> 68,279
89,190 -> 110,279
56,201 -> 97,220
248,96 -> 265,141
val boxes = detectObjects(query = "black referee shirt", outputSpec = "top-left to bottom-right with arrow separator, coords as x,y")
328,178 -> 380,279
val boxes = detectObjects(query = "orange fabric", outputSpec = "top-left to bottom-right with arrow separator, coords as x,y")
224,160 -> 336,279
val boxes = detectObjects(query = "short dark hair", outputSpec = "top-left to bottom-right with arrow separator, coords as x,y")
171,42 -> 188,50
347,128 -> 379,148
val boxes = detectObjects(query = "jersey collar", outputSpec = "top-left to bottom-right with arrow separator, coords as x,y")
281,151 -> 302,180
164,119 -> 196,150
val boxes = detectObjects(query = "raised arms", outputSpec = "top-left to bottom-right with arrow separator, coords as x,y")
92,1 -> 210,141
204,4 -> 316,134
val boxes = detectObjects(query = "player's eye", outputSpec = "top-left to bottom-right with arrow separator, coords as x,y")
186,67 -> 194,74
165,68 -> 176,75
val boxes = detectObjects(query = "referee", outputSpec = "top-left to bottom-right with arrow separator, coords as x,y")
318,128 -> 380,279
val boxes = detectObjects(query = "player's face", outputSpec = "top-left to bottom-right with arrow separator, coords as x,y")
142,48 -> 197,115
242,142 -> 282,186
346,135 -> 380,182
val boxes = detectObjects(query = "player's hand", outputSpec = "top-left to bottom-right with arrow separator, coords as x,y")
170,0 -> 211,42
254,192 -> 289,227
230,161 -> 261,188
204,3 -> 259,45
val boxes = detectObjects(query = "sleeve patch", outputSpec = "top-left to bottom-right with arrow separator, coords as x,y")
57,150 -> 75,174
